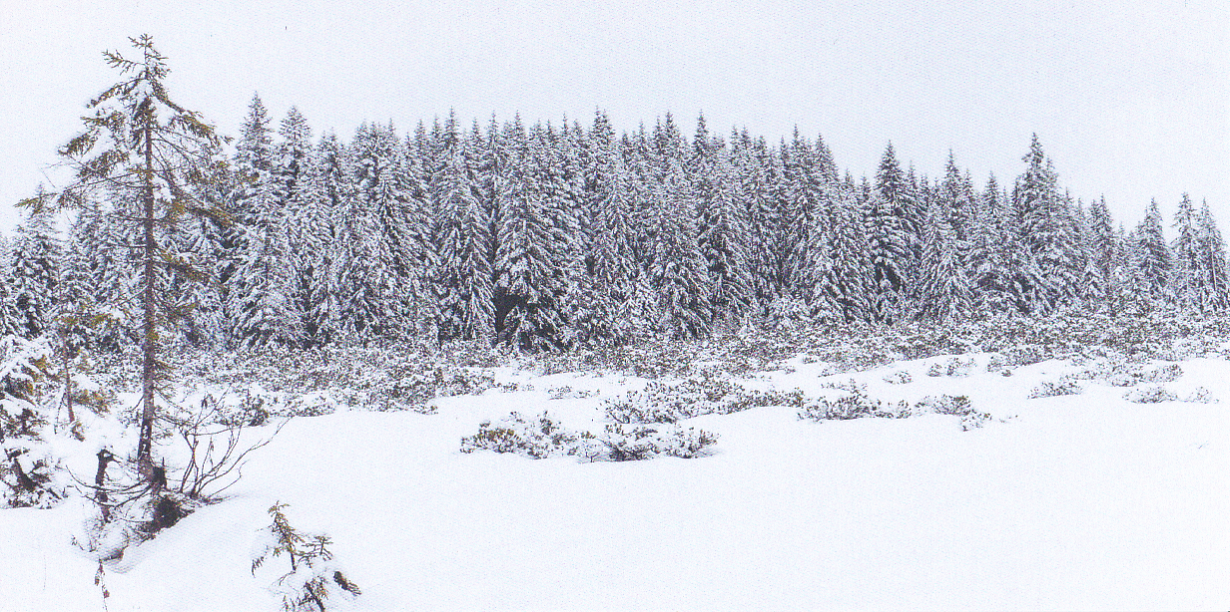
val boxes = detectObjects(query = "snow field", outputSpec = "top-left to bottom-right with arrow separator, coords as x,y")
1,353 -> 1227,611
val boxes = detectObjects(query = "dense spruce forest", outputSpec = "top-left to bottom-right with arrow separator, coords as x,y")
3,94 -> 1228,354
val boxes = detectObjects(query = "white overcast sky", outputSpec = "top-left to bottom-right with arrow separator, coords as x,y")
1,0 -> 1226,238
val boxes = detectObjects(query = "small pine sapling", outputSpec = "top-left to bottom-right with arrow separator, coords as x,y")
253,502 -> 361,612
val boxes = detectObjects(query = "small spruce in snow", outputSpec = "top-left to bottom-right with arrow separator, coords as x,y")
252,502 -> 361,612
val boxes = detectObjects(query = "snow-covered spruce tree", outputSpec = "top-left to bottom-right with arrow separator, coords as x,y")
916,193 -> 972,322
1011,134 -> 1080,314
252,502 -> 361,612
69,193 -> 146,352
730,130 -> 776,316
0,237 -> 19,340
1133,199 -> 1174,306
650,156 -> 712,338
547,119 -> 589,347
224,93 -> 277,346
8,207 -> 61,340
575,110 -> 641,344
809,178 -> 872,323
1085,196 -> 1119,309
272,107 -> 320,345
691,117 -> 752,329
493,118 -> 567,350
229,104 -> 318,348
771,130 -> 820,305
939,151 -> 976,248
1193,200 -> 1230,312
966,173 -> 1010,313
298,131 -> 352,346
343,121 -> 431,344
0,334 -> 66,509
1170,193 -> 1203,310
433,116 -> 495,342
19,34 -> 229,483
866,142 -> 913,323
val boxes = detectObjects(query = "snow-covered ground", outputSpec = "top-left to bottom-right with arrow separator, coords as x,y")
2,352 -> 1227,611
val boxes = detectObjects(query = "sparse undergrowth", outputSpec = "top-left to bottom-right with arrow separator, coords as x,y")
798,386 -> 992,431
1029,380 -> 1084,399
460,411 -> 719,461
602,375 -> 804,424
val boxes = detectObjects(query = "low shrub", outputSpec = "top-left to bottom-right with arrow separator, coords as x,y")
914,394 -> 992,430
1123,386 -> 1179,404
1183,387 -> 1219,404
460,411 -> 717,461
1072,360 -> 1182,388
882,370 -> 913,385
600,423 -> 719,461
797,386 -> 908,422
927,357 -> 976,378
1028,380 -> 1084,399
604,376 -> 804,424
460,411 -> 593,459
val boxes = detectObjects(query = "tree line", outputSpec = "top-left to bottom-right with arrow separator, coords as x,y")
5,96 -> 1228,353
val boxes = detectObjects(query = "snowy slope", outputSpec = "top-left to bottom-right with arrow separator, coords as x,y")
2,354 -> 1227,611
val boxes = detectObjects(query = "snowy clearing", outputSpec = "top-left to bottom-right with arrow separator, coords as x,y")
2,351 -> 1228,611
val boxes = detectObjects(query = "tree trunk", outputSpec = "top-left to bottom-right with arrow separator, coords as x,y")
137,106 -> 158,482
61,327 -> 75,424
95,449 -> 115,521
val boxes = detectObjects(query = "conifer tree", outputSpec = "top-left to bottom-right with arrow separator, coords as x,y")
493,118 -> 564,350
965,174 -> 1013,313
20,35 -> 228,481
224,94 -> 275,344
1086,196 -> 1118,307
434,121 -> 494,342
809,181 -> 871,323
1133,199 -> 1173,305
1171,193 -> 1201,308
8,208 -> 61,340
651,158 -> 712,338
0,236 -> 20,339
692,120 -> 752,327
1193,201 -> 1229,312
579,111 -> 642,344
866,142 -> 912,323
1011,135 -> 1079,313
916,196 -> 972,322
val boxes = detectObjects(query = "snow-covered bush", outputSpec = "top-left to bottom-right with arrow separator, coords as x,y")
1183,387 -> 1218,404
882,370 -> 913,385
1072,360 -> 1182,388
460,411 -> 597,459
252,502 -> 361,612
460,412 -> 718,462
926,357 -> 976,378
1,443 -> 66,508
797,387 -> 908,422
985,345 -> 1046,371
1136,364 -> 1183,384
599,423 -> 719,461
914,394 -> 992,430
1123,386 -> 1179,404
1029,380 -> 1084,399
603,376 -> 804,424
548,385 -> 597,400
0,334 -> 70,509
914,394 -> 972,415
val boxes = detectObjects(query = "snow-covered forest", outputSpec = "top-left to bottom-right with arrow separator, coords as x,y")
4,94 -> 1228,353
2,36 -> 1229,612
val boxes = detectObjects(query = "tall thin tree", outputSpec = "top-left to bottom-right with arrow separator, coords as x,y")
19,35 -> 228,482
